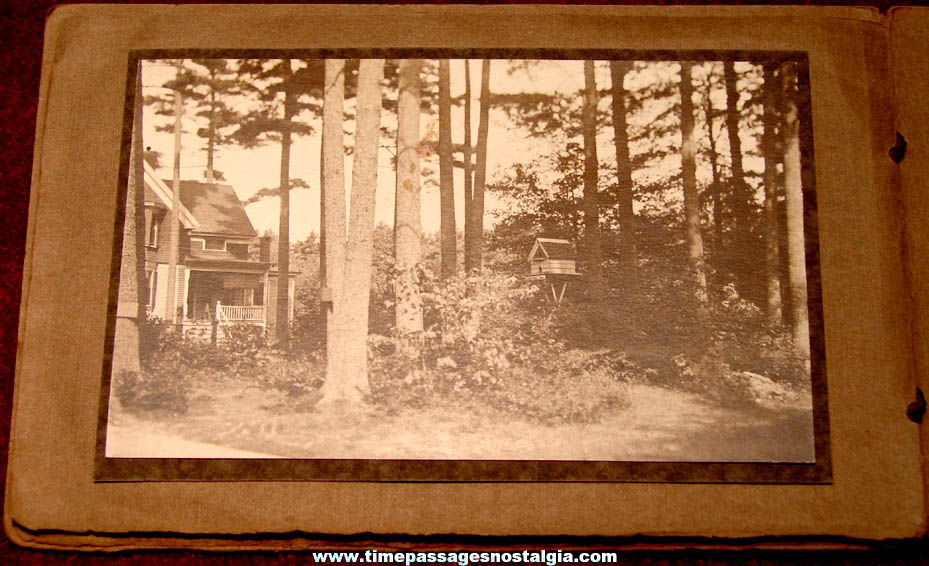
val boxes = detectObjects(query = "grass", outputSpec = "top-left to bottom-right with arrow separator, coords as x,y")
106,348 -> 814,463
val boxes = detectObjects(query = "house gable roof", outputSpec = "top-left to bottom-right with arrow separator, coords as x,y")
141,161 -> 257,238
173,180 -> 258,237
528,238 -> 575,262
143,161 -> 198,229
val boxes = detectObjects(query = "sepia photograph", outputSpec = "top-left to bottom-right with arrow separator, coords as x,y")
101,51 -> 824,470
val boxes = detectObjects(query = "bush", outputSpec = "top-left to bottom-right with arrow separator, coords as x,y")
479,353 -> 633,425
548,256 -> 810,405
253,350 -> 325,399
367,270 -> 633,424
113,366 -> 191,415
223,323 -> 267,354
133,316 -> 323,411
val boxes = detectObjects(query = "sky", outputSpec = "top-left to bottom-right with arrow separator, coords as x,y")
140,59 -> 764,243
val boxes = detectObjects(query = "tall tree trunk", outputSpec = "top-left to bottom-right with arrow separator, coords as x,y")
320,59 -> 347,399
470,59 -> 491,272
438,59 -> 457,279
165,70 -> 183,326
582,61 -> 605,297
114,66 -> 146,377
777,149 -> 793,324
707,133 -> 724,252
723,61 -> 753,294
781,62 -> 810,361
701,68 -> 724,253
609,60 -> 636,280
679,61 -> 708,305
206,68 -> 216,184
762,63 -> 783,324
394,59 -> 423,335
462,60 -> 474,273
337,59 -> 384,399
276,61 -> 295,347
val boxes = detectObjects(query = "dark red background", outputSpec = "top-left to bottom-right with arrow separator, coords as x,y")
2,1 -> 929,563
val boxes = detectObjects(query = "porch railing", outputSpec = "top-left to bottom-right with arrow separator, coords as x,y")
217,304 -> 265,323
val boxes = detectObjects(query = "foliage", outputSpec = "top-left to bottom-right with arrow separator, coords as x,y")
113,368 -> 191,415
289,233 -> 325,352
539,248 -> 809,407
488,229 -> 809,411
367,270 -> 633,424
223,323 -> 268,356
123,316 -> 323,415
143,59 -> 244,180
244,178 -> 309,205
252,350 -> 324,400
231,59 -> 324,147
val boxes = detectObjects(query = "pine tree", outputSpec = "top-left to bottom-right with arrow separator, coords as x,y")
780,62 -> 810,361
762,63 -> 783,324
581,61 -> 605,297
233,59 -> 321,346
470,59 -> 492,272
320,59 -> 385,402
394,59 -> 424,335
166,61 -> 184,326
723,61 -> 754,294
679,61 -> 708,305
320,59 -> 347,399
609,60 -> 637,279
186,59 -> 242,183
462,60 -> 474,272
437,59 -> 457,279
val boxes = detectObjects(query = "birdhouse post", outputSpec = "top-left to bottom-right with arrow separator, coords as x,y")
526,238 -> 578,306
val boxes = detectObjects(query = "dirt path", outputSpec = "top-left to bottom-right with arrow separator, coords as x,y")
105,414 -> 278,458
106,383 -> 814,462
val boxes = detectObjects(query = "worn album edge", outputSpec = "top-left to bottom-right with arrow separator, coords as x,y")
4,3 -> 927,549
889,5 -> 929,532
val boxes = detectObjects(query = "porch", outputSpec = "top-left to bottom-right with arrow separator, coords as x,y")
149,261 -> 295,337
184,270 -> 267,327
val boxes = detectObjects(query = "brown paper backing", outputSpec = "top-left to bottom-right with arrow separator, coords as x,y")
3,4 -> 925,549
890,6 -> 929,535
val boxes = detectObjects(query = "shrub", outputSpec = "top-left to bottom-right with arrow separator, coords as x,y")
137,315 -> 322,400
475,348 -> 633,424
223,323 -> 267,355
113,365 -> 191,415
253,350 -> 325,399
550,256 -> 810,403
367,270 -> 634,424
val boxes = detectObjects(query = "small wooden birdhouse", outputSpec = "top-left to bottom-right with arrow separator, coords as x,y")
528,238 -> 577,276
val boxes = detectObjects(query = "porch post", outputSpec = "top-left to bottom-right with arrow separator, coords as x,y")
264,273 -> 270,328
288,277 -> 296,325
182,267 -> 191,319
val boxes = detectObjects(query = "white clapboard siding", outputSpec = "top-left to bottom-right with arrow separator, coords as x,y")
151,264 -> 186,320
153,264 -> 168,319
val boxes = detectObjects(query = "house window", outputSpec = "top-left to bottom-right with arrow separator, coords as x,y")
146,271 -> 157,308
204,237 -> 225,250
147,220 -> 159,247
144,209 -> 163,248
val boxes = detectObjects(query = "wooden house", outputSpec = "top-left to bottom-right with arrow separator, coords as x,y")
527,238 -> 577,276
141,161 -> 297,332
